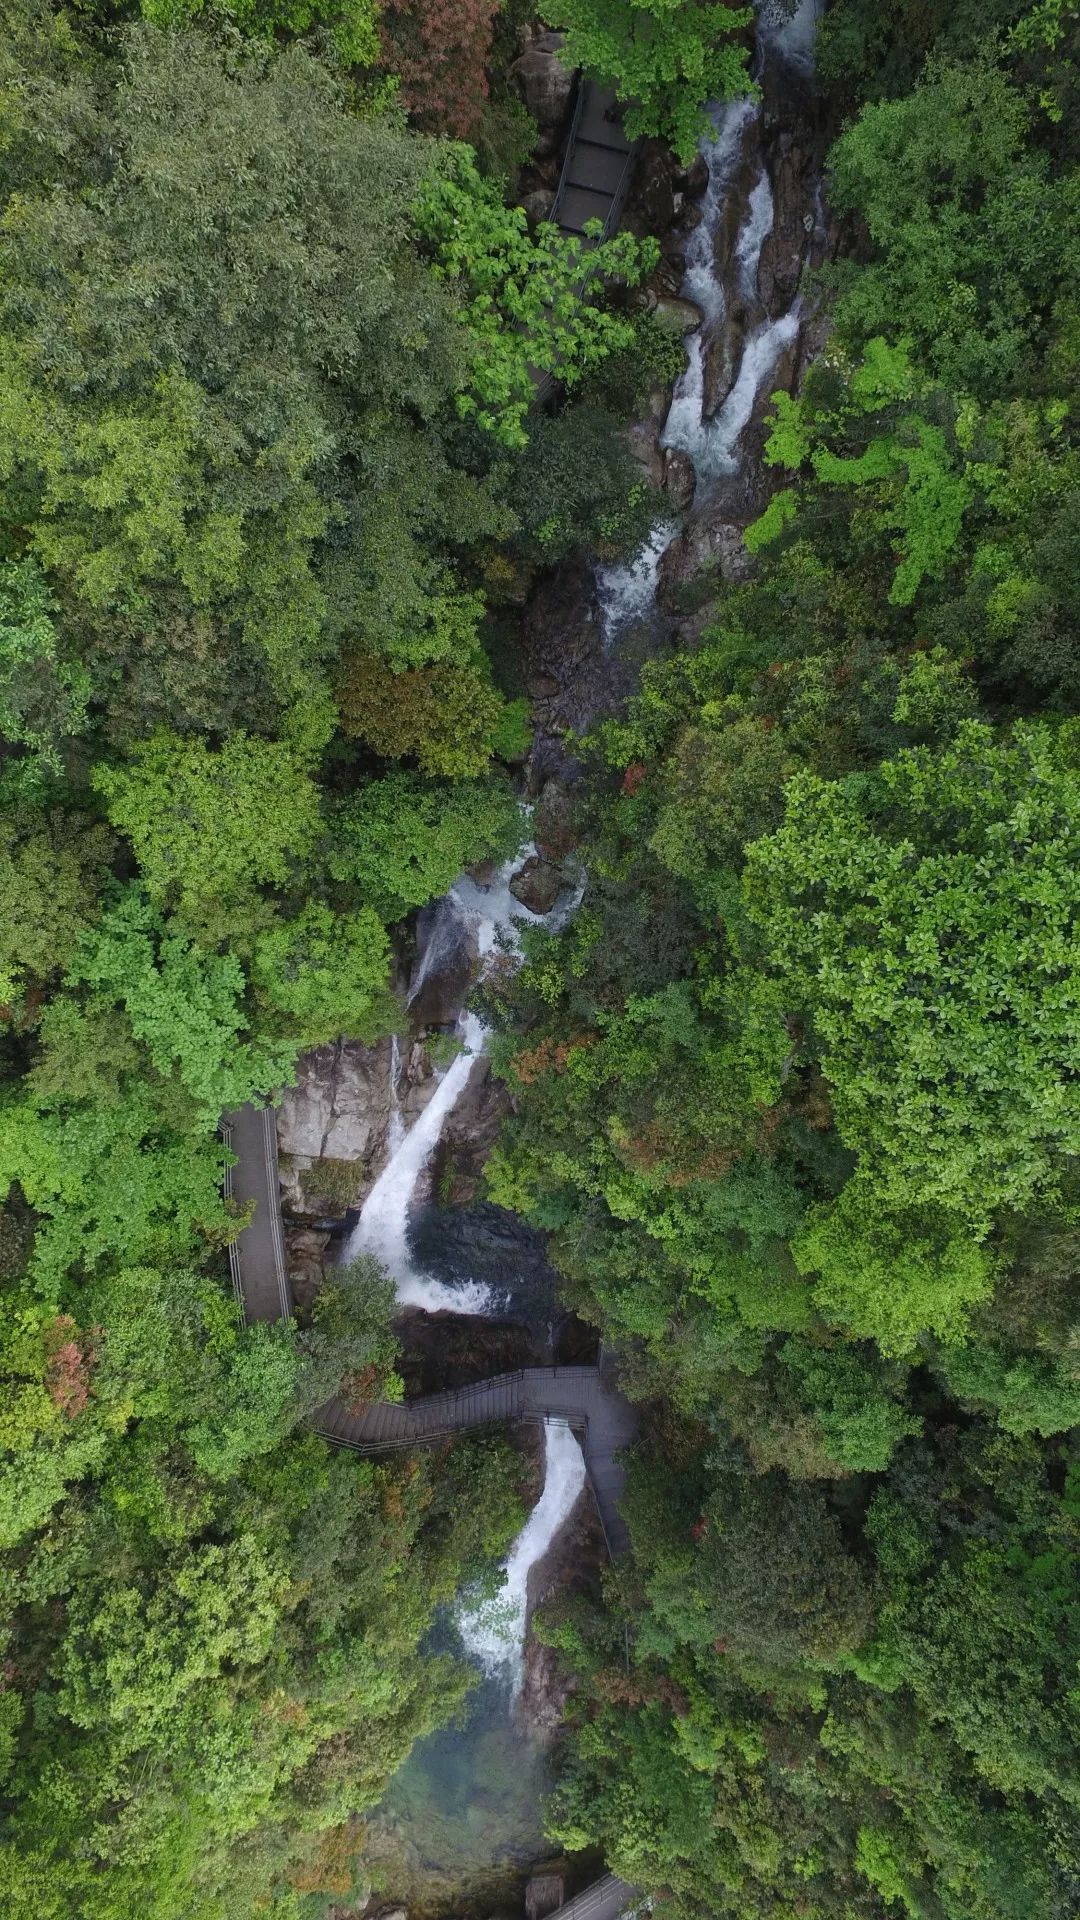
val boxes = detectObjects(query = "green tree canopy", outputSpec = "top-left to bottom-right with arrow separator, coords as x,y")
540,0 -> 753,161
743,719 -> 1080,1227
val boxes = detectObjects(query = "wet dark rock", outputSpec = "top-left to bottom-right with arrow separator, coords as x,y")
703,308 -> 747,417
650,293 -> 703,335
400,1041 -> 437,1122
510,41 -> 574,157
396,1310 -> 542,1397
625,414 -> 664,488
534,780 -> 576,863
680,151 -> 710,198
284,1225 -> 331,1309
520,187 -> 554,229
629,138 -> 677,233
521,557 -> 604,779
658,509 -> 757,609
409,896 -> 475,1030
435,1056 -> 513,1204
510,856 -> 564,915
663,446 -> 696,512
758,141 -> 814,316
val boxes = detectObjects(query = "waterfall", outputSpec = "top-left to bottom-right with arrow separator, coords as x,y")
661,107 -> 797,481
457,1419 -> 587,1690
346,1013 -> 492,1313
596,518 -> 678,646
386,1031 -> 404,1157
343,848 -> 575,1315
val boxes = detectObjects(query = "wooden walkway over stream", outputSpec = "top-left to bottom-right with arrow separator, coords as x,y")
549,79 -> 638,244
225,1103 -> 640,1554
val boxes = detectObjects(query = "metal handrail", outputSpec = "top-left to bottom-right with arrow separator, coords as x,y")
261,1105 -> 293,1323
553,1874 -> 642,1920
548,70 -> 588,227
316,1406 -> 591,1455
219,1121 -> 245,1322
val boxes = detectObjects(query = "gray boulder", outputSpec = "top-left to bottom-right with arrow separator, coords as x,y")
510,42 -> 574,155
509,854 -> 564,915
663,446 -> 696,512
277,1037 -> 394,1217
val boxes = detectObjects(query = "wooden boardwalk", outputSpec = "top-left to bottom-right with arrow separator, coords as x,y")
222,1104 -> 291,1324
225,1103 -> 639,1555
552,1874 -> 640,1920
549,80 -> 638,244
313,1361 -> 639,1556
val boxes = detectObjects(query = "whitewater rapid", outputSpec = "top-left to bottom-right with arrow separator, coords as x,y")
457,1419 -> 587,1690
595,0 -> 821,644
342,847 -> 576,1314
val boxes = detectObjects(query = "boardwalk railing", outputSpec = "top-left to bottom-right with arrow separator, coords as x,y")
219,1120 -> 245,1322
552,1873 -> 643,1920
548,80 -> 639,243
311,1372 -> 589,1454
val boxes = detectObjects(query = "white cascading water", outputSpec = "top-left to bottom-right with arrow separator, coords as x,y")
346,1012 -> 492,1313
596,0 -> 822,643
457,1419 -> 587,1689
342,846 -> 570,1315
348,0 -> 823,1658
662,125 -> 799,481
595,517 -> 678,645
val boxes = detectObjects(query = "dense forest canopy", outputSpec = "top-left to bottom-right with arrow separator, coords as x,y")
0,0 -> 1079,1917
485,4 -> 1080,1918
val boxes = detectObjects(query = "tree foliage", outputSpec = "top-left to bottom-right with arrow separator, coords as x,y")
540,0 -> 754,161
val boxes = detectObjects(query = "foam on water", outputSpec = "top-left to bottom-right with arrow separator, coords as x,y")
457,1420 -> 587,1689
344,1013 -> 492,1313
596,518 -> 678,647
757,0 -> 823,72
735,168 -> 775,298
345,843 -> 579,1315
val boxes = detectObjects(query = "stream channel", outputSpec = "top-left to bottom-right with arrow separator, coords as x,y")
348,7 -> 823,1911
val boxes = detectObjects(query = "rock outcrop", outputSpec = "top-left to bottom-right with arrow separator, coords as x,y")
510,32 -> 574,158
277,1037 -> 394,1218
658,508 -> 757,610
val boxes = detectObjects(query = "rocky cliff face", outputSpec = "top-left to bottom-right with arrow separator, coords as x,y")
277,1035 -> 395,1218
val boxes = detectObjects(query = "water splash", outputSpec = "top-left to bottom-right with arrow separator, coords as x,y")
457,1420 -> 587,1690
345,1013 -> 492,1313
757,0 -> 823,72
735,168 -> 775,300
596,519 -> 678,647
345,847 -> 578,1315
682,95 -> 758,324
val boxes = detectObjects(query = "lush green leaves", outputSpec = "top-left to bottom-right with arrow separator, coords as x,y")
540,0 -> 754,161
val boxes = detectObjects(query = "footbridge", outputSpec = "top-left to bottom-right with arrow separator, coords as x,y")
550,1874 -> 641,1920
313,1357 -> 638,1556
549,80 -> 638,245
224,1104 -> 640,1555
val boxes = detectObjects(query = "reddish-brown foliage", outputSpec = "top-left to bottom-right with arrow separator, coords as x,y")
621,760 -> 647,794
381,0 -> 499,140
43,1315 -> 94,1418
511,1033 -> 596,1086
288,1822 -> 356,1896
342,1363 -> 382,1415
